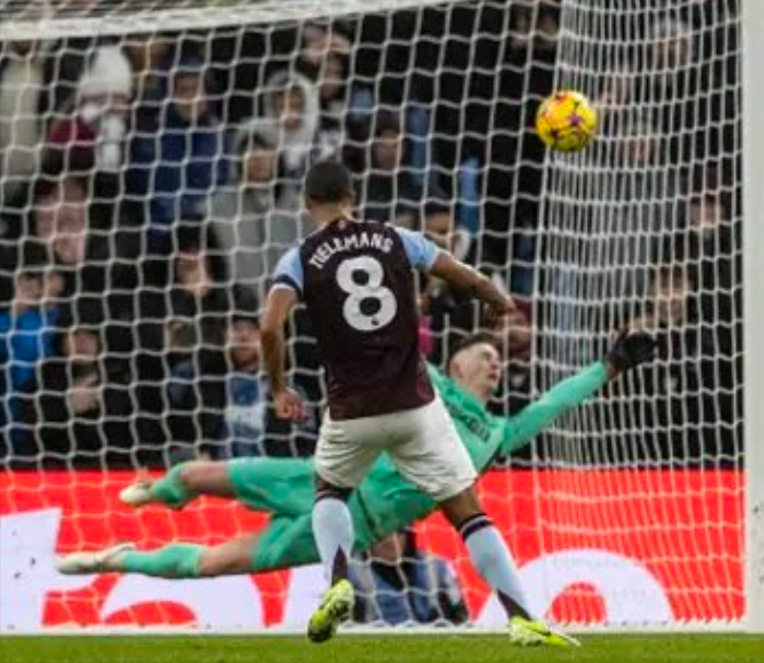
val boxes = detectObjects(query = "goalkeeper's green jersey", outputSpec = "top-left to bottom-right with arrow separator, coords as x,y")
234,361 -> 609,571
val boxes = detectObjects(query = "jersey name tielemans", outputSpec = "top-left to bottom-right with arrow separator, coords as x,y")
308,231 -> 394,270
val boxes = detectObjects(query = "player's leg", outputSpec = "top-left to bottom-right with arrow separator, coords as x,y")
57,534 -> 260,578
122,457 -> 315,516
391,397 -> 579,647
439,487 -> 533,619
120,460 -> 234,509
438,487 -> 575,646
307,413 -> 381,643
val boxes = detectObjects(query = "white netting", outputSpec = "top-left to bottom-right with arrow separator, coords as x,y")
537,1 -> 741,465
0,0 -> 746,632
533,0 -> 743,624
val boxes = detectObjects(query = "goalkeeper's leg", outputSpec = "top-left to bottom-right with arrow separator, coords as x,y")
57,534 -> 260,578
57,512 -> 331,578
120,458 -> 316,516
119,461 -> 233,510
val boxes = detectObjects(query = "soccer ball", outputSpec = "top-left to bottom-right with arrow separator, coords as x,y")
536,90 -> 597,152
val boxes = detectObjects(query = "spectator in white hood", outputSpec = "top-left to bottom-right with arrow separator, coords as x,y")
257,70 -> 338,182
47,44 -> 133,173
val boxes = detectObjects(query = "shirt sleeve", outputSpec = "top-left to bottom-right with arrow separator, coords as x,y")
500,361 -> 610,455
393,227 -> 440,270
271,247 -> 304,297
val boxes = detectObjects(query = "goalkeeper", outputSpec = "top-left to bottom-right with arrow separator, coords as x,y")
58,330 -> 654,584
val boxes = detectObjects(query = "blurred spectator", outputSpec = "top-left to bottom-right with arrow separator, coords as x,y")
167,287 -> 318,458
216,300 -> 268,457
611,265 -> 735,463
594,65 -> 637,111
256,69 -> 337,186
18,303 -> 137,467
47,45 -> 133,174
349,528 -> 468,626
129,55 -> 230,254
648,16 -> 693,88
141,224 -> 229,457
297,22 -> 373,148
123,32 -> 176,112
586,112 -> 682,329
0,2 -> 88,205
645,15 -> 703,171
25,168 -> 142,320
675,184 -> 740,356
355,111 -> 456,247
0,247 -> 65,455
209,119 -> 309,299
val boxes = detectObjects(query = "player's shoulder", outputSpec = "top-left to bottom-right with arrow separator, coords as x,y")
272,245 -> 304,294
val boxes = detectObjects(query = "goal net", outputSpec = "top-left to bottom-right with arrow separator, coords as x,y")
0,0 -> 749,633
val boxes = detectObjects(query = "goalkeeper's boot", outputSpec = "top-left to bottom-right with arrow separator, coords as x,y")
508,616 -> 581,647
119,474 -> 155,508
57,543 -> 135,575
307,579 -> 355,644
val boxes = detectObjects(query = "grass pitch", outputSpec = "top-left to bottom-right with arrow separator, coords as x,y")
2,635 -> 763,663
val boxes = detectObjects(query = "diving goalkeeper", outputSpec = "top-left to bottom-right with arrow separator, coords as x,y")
58,330 -> 654,614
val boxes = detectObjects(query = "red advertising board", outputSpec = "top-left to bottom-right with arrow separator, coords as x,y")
0,469 -> 743,631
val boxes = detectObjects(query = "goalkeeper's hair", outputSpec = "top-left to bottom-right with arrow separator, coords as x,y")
446,331 -> 501,374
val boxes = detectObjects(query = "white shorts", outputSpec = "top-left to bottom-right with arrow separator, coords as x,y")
314,396 -> 477,503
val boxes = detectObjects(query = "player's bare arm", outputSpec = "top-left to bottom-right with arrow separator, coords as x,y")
261,286 -> 305,422
430,252 -> 515,324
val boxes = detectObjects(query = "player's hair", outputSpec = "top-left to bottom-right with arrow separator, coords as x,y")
304,160 -> 354,204
16,242 -> 50,281
446,331 -> 501,374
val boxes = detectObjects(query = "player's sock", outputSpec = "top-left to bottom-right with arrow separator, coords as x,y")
312,492 -> 353,585
120,544 -> 204,578
150,464 -> 194,509
460,513 -> 533,620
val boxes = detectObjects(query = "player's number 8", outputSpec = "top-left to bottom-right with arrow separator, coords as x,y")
336,256 -> 397,332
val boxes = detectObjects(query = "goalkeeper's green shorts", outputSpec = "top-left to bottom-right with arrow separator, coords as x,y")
227,457 -> 400,572
251,509 -> 380,572
226,457 -> 315,516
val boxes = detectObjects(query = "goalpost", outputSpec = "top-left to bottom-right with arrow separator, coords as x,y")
0,0 -> 760,634
741,0 -> 764,636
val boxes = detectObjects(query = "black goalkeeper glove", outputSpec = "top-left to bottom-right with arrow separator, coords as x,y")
606,329 -> 657,373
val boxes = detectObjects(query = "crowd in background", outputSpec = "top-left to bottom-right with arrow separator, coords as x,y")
0,0 -> 742,472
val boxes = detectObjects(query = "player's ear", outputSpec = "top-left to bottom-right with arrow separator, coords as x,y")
447,356 -> 462,380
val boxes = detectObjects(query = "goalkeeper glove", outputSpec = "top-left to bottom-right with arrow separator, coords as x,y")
606,329 -> 657,373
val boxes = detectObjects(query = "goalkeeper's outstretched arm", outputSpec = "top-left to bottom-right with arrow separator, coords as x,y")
500,330 -> 656,455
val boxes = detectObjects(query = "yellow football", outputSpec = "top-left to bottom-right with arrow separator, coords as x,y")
536,90 -> 597,152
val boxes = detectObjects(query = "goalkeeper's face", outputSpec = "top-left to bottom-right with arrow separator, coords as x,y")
449,342 -> 502,404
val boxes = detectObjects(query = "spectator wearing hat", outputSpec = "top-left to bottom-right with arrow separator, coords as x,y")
129,54 -> 230,254
47,44 -> 133,174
